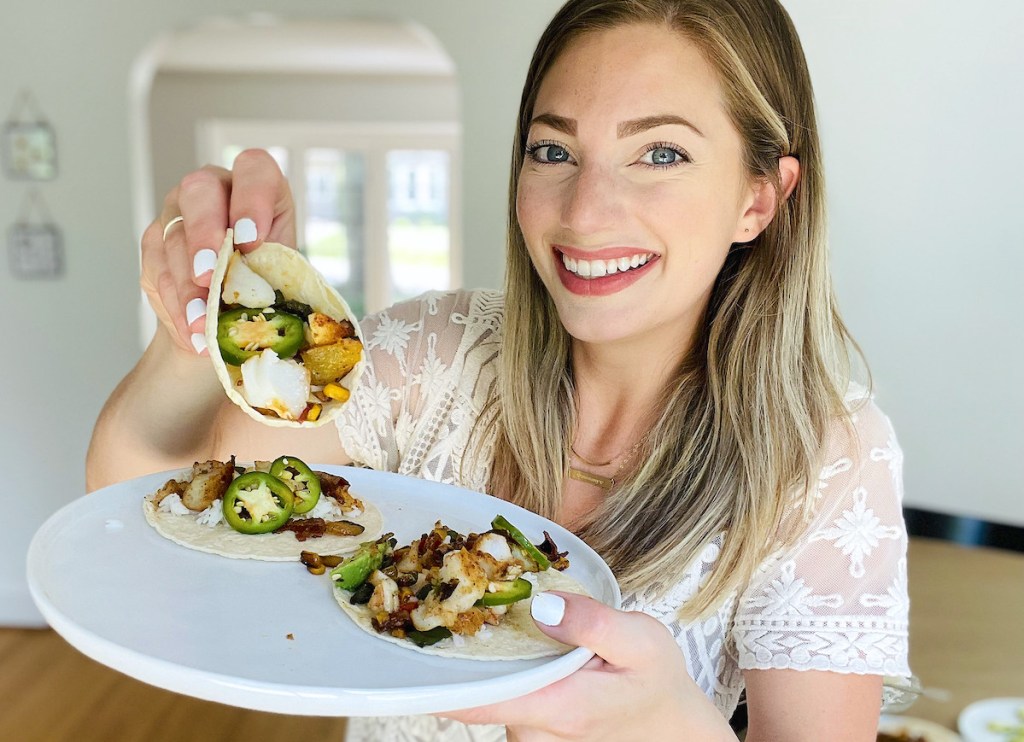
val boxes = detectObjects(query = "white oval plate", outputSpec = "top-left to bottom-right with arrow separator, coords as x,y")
27,466 -> 621,717
879,715 -> 962,741
959,698 -> 1024,742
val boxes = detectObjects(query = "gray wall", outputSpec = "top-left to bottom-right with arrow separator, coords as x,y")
2,0 -> 1021,626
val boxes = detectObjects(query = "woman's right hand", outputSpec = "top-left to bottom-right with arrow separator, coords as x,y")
141,148 -> 297,357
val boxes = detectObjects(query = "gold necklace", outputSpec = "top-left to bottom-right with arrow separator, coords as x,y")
567,437 -> 645,490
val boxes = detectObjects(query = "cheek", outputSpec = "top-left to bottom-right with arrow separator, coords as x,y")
512,175 -> 544,230
516,175 -> 556,243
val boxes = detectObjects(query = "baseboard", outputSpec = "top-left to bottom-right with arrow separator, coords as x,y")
904,507 -> 1024,553
0,583 -> 47,627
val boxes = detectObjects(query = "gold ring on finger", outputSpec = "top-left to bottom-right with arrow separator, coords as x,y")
162,215 -> 185,241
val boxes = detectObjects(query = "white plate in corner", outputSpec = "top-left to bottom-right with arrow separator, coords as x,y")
879,715 -> 962,741
26,466 -> 620,717
958,698 -> 1024,742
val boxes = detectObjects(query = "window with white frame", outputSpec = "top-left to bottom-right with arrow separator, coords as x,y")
199,120 -> 460,319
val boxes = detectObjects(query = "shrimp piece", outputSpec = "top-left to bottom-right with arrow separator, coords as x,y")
367,570 -> 399,614
411,549 -> 488,632
472,532 -> 523,581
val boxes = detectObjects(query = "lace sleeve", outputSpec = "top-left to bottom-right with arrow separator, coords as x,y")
732,396 -> 911,677
334,290 -> 499,482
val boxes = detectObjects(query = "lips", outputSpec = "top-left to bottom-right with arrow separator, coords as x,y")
552,245 -> 658,296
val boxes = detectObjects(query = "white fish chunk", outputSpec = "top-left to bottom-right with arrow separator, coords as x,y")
240,349 -> 310,420
222,251 -> 275,308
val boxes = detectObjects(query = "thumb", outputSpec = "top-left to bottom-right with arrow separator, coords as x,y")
529,591 -> 670,669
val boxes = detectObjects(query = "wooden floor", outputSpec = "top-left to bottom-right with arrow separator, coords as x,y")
0,628 -> 348,742
3,538 -> 1023,740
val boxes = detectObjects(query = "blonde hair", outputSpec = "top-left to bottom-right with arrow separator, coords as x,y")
482,0 -> 865,618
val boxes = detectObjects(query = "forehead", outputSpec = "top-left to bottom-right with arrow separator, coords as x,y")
533,23 -> 728,130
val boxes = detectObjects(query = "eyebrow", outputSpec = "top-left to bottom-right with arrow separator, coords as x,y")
618,114 -> 704,139
528,113 -> 705,139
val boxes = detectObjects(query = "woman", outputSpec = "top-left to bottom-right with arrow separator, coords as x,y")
88,0 -> 910,739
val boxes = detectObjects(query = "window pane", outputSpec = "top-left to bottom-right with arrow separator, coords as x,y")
304,148 -> 366,319
386,150 -> 450,304
220,145 -> 289,177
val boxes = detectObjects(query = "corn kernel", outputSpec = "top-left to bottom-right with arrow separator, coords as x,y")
306,404 -> 322,422
323,383 -> 350,402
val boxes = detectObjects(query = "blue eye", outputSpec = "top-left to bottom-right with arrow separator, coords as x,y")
639,144 -> 690,169
527,142 -> 573,164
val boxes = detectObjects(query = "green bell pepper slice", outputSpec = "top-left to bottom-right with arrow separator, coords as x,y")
216,307 -> 305,366
269,455 -> 321,515
222,472 -> 294,534
477,577 -> 533,607
406,626 -> 452,647
491,515 -> 551,571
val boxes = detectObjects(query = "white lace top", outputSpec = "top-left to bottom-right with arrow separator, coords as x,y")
336,289 -> 910,742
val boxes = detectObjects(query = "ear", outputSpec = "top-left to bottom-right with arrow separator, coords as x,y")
733,155 -> 800,243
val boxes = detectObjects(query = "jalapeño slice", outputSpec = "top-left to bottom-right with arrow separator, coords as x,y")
491,515 -> 551,571
217,307 -> 304,366
269,455 -> 321,514
222,472 -> 294,534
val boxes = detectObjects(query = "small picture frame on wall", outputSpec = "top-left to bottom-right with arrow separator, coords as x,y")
7,189 -> 63,279
8,222 -> 63,279
2,122 -> 58,180
2,90 -> 58,181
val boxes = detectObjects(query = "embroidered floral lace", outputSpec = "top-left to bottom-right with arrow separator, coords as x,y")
337,290 -> 910,742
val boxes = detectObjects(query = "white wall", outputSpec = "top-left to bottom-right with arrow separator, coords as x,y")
784,0 -> 1024,524
2,0 -> 1021,626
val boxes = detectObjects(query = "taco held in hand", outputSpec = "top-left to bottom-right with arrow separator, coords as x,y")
205,230 -> 364,427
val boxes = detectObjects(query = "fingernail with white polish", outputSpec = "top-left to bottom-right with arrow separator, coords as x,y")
193,249 -> 218,278
233,218 -> 257,244
531,592 -> 565,626
185,297 -> 207,326
191,332 -> 208,355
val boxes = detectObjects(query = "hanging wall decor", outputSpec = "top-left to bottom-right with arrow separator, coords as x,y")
2,90 -> 58,181
7,189 -> 63,279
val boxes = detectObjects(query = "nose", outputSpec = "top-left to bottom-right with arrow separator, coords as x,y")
559,162 -> 622,236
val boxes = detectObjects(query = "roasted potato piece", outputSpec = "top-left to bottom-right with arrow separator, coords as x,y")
305,312 -> 355,346
301,338 -> 363,386
181,457 -> 235,511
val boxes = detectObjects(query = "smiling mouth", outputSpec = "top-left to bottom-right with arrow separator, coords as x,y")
559,252 -> 657,279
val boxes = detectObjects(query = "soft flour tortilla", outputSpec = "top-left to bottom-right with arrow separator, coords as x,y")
333,569 -> 590,660
143,494 -> 383,562
204,230 -> 365,428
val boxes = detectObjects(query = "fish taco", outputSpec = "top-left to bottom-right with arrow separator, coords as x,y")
205,230 -> 365,427
328,516 -> 590,660
143,457 -> 383,561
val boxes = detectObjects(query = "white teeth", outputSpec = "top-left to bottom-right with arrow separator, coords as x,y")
561,253 -> 654,279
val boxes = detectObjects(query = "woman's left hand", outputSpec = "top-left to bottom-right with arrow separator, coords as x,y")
436,592 -> 737,741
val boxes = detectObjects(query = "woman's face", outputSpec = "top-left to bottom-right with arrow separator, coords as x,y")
517,23 -> 756,350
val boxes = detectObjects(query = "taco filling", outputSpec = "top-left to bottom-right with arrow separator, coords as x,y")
328,517 -> 583,657
205,233 -> 364,427
143,457 -> 383,561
